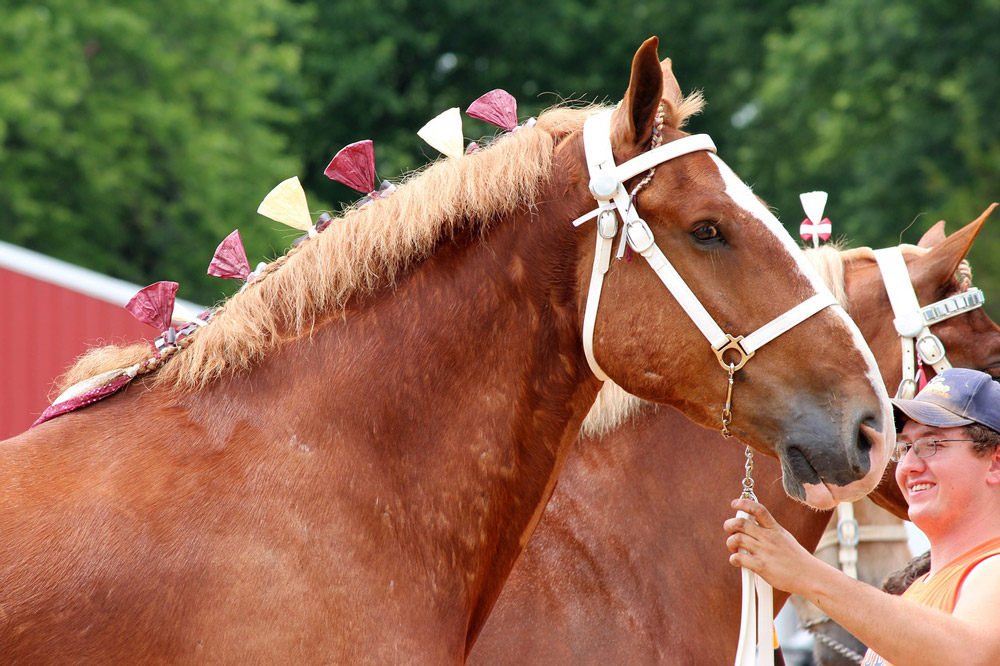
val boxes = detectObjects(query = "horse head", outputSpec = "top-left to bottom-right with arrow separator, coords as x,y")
843,204 -> 1000,519
567,37 -> 893,508
842,204 -> 1000,391
909,205 -> 1000,376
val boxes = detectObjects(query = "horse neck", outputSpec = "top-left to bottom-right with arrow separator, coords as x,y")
203,182 -> 602,641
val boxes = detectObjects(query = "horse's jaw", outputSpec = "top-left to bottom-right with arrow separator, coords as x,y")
797,477 -> 882,510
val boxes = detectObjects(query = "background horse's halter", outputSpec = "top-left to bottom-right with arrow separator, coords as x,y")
815,501 -> 909,580
873,246 -> 984,399
572,108 -> 837,435
811,246 -> 971,579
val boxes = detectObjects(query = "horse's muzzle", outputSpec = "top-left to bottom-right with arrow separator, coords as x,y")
777,409 -> 892,510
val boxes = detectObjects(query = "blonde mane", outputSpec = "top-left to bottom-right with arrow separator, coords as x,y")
59,106 -> 593,392
804,244 -> 852,312
55,88 -> 712,396
666,90 -> 705,130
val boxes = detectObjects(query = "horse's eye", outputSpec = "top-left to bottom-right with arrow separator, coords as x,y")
692,223 -> 722,243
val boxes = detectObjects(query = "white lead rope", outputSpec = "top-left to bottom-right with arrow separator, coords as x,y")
735,558 -> 774,666
734,446 -> 774,666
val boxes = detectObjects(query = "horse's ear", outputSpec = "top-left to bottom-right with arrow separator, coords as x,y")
915,203 -> 997,279
613,37 -> 663,152
917,220 -> 947,248
660,57 -> 683,109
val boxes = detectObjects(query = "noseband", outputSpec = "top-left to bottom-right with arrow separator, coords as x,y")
873,247 -> 985,399
573,108 -> 837,435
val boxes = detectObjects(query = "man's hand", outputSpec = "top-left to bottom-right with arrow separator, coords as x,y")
724,498 -> 821,595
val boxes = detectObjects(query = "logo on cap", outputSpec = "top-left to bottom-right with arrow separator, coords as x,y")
922,375 -> 952,399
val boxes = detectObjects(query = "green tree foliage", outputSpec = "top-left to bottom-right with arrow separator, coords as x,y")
0,0 -> 307,305
2,0 -> 997,315
289,0 -> 799,208
728,0 -> 1000,311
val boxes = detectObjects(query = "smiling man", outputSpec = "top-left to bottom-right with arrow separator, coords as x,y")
725,368 -> 1000,666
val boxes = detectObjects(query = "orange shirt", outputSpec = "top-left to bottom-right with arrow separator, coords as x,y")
860,536 -> 1000,666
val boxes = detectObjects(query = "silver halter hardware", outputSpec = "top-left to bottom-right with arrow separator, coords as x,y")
873,247 -> 985,399
572,108 -> 838,433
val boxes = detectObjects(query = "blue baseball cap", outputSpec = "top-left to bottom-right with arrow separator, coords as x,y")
891,368 -> 1000,433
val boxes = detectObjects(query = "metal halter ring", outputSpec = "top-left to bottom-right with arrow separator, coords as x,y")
597,209 -> 618,239
836,517 -> 861,548
895,377 -> 918,400
713,334 -> 755,372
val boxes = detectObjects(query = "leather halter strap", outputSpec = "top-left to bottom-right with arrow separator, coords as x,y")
573,109 -> 836,381
873,247 -> 985,399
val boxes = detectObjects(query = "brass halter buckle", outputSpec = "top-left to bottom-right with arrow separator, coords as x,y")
717,335 -> 754,438
713,334 -> 755,372
721,362 -> 736,438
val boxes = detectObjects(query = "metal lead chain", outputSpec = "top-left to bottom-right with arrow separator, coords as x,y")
721,362 -> 736,438
741,445 -> 757,501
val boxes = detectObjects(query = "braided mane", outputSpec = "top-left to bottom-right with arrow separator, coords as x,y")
56,88 -> 709,394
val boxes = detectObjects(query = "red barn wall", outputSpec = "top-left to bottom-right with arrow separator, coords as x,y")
0,242 -> 204,439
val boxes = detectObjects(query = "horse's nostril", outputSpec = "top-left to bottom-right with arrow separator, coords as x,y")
848,411 -> 882,479
856,425 -> 873,454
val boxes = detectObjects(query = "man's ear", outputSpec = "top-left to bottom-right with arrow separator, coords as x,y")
985,447 -> 1000,485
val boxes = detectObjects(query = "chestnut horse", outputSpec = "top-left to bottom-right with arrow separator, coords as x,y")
0,39 -> 893,664
470,211 -> 1000,664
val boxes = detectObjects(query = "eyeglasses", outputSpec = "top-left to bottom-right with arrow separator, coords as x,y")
890,438 -> 978,463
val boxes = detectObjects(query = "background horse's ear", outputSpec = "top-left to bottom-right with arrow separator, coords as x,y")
660,57 -> 684,110
917,220 -> 947,248
915,203 -> 997,280
613,37 -> 663,152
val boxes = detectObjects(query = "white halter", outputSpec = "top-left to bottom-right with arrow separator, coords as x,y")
572,109 -> 837,382
873,247 -> 985,399
574,109 -> 842,666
